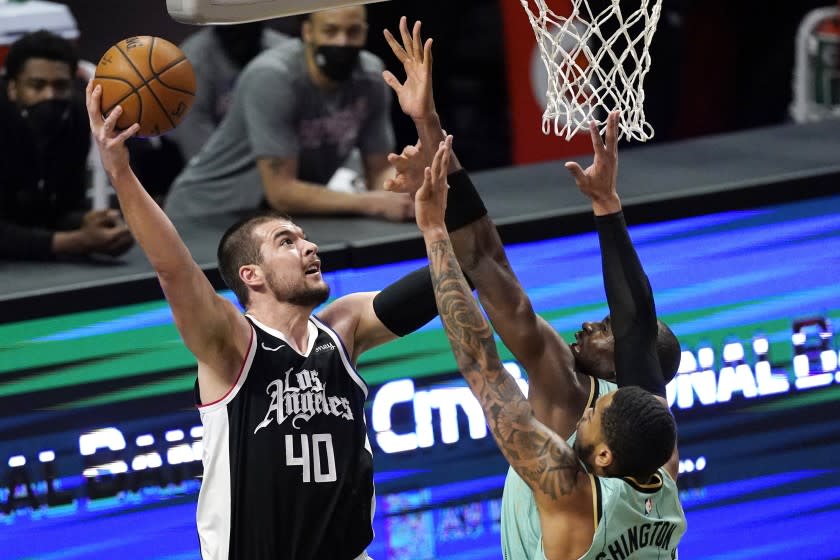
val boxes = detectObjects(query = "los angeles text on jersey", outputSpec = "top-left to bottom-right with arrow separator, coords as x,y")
254,366 -> 354,433
595,521 -> 679,560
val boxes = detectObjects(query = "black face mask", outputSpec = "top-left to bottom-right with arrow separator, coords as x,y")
20,98 -> 73,150
313,45 -> 361,82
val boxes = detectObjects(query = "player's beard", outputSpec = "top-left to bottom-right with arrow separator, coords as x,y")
266,269 -> 330,307
288,282 -> 330,307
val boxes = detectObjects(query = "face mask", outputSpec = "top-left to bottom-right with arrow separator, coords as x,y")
20,98 -> 72,148
313,45 -> 361,82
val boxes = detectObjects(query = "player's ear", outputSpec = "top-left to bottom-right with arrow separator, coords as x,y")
594,443 -> 613,470
240,264 -> 264,289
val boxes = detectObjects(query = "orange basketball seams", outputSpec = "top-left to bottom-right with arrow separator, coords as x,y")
93,36 -> 196,137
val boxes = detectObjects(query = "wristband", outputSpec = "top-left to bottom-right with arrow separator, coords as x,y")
445,169 -> 487,232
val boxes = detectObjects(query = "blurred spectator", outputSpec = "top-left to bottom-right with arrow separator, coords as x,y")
164,6 -> 411,222
171,22 -> 290,162
124,24 -> 290,205
0,30 -> 132,260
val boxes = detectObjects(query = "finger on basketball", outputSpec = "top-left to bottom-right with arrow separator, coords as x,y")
86,83 -> 100,123
116,123 -> 141,143
383,29 -> 407,62
104,105 -> 123,132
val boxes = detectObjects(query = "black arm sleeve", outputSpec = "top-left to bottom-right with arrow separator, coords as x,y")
445,169 -> 487,232
373,265 -> 474,337
595,211 -> 665,396
0,220 -> 55,260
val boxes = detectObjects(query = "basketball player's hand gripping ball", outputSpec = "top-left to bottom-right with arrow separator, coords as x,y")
92,36 -> 196,137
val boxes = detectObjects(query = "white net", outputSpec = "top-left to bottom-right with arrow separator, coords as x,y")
520,0 -> 663,141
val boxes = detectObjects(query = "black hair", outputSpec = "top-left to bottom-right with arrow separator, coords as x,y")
217,211 -> 292,308
601,386 -> 676,479
4,30 -> 78,80
656,320 -> 682,384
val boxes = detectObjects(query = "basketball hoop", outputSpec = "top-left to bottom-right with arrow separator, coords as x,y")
520,0 -> 663,141
167,0 -> 388,25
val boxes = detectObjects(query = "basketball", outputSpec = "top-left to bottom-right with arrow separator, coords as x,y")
92,36 -> 196,137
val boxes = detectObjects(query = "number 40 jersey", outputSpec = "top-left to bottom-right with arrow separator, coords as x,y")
196,315 -> 373,560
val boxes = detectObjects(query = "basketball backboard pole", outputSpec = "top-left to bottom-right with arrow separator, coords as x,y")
167,0 -> 389,25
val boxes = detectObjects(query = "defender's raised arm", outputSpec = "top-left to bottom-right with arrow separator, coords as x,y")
416,139 -> 584,501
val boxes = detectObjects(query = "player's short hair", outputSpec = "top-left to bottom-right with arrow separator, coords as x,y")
601,386 -> 676,479
656,320 -> 681,384
4,30 -> 78,80
217,211 -> 292,308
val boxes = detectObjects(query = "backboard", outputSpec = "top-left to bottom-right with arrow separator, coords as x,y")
167,0 -> 388,25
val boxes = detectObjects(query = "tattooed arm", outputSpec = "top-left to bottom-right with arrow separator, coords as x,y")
418,138 -> 584,502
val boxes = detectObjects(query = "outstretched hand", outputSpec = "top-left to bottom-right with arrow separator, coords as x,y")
382,16 -> 435,121
415,136 -> 453,233
86,81 -> 140,180
565,110 -> 621,215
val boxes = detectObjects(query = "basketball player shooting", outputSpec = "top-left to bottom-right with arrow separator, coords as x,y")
383,18 -> 686,559
85,80 -> 447,560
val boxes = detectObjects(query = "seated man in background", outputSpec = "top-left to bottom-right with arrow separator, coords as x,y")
0,30 -> 132,260
171,21 -> 290,162
127,22 -> 290,204
164,6 -> 412,222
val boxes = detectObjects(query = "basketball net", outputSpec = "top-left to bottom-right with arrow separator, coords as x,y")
520,0 -> 663,141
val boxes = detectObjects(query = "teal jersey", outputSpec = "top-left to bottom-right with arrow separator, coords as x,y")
578,468 -> 686,560
501,378 -> 617,560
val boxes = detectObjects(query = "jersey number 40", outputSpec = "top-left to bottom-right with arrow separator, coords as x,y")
285,433 -> 337,483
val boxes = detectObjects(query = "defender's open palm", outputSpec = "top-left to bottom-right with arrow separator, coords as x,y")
383,17 -> 435,122
565,110 -> 621,215
86,82 -> 140,179
415,136 -> 452,232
